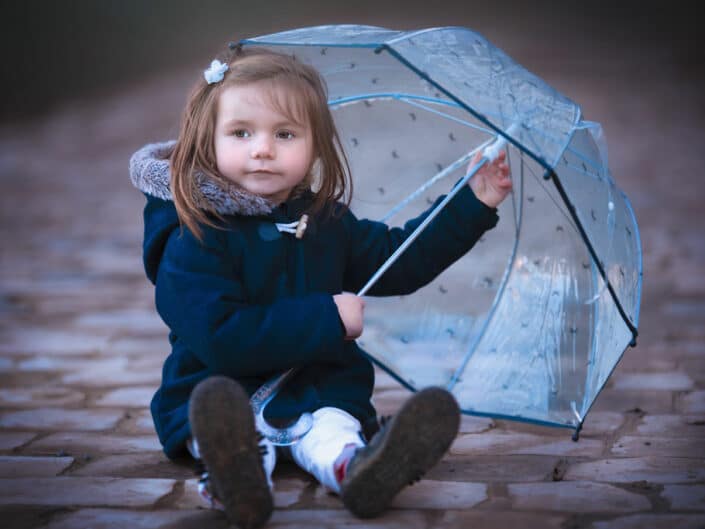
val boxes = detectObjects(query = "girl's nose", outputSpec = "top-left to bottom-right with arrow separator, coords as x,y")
251,136 -> 274,159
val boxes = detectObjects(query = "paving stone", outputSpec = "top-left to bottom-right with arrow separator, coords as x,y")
391,480 -> 487,510
580,412 -> 626,436
28,432 -> 162,454
94,387 -> 155,407
371,388 -> 411,416
508,481 -> 651,513
125,354 -> 166,371
70,453 -> 191,479
34,296 -> 135,319
62,366 -> 161,387
494,419 -> 567,438
662,484 -> 705,511
634,414 -> 705,438
682,391 -> 705,414
0,507 -> 57,529
678,341 -> 705,357
104,337 -> 170,357
17,356 -> 123,373
612,372 -> 694,391
616,348 -> 678,373
0,455 -> 74,477
175,479 -> 211,510
311,482 -> 343,509
0,477 -> 175,507
0,387 -> 84,408
73,309 -> 167,335
590,514 -> 705,529
439,511 -> 566,529
590,389 -> 674,414
459,415 -> 495,434
679,359 -> 705,387
664,299 -> 705,317
373,369 -> 404,391
176,477 -> 307,510
658,338 -> 705,358
611,436 -> 705,457
0,431 -> 36,451
430,455 -> 560,483
273,478 -> 308,508
80,248 -> 143,276
309,478 -> 487,511
117,409 -> 157,435
267,508 -> 427,528
450,431 -> 604,457
0,329 -> 110,357
2,276 -> 99,297
0,408 -> 123,431
46,508 -> 227,529
565,457 -> 705,484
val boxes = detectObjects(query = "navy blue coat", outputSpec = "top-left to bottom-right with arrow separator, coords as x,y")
142,185 -> 498,458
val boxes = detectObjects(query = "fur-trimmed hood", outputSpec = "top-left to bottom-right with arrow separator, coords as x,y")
129,141 -> 275,217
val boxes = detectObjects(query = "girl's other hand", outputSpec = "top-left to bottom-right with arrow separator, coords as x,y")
468,150 -> 512,208
333,293 -> 365,340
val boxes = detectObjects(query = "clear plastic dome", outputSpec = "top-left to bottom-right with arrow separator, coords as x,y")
243,25 -> 642,434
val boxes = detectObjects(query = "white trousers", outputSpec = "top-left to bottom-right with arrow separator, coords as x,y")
189,406 -> 365,494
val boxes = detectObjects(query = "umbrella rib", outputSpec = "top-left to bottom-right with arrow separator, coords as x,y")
447,148 -> 523,392
380,139 -> 493,223
547,170 -> 639,341
398,97 -> 494,134
523,161 -> 580,235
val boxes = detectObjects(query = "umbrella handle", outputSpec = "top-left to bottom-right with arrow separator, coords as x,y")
483,123 -> 520,160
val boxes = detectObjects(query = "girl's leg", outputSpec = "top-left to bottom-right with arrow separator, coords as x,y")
289,407 -> 365,493
189,376 -> 274,528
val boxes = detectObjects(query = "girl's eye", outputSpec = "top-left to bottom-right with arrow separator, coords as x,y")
233,129 -> 250,138
277,131 -> 295,140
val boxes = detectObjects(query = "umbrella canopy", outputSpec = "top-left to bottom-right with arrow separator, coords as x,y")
241,25 -> 642,436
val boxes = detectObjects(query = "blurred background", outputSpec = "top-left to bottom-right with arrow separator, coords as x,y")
2,0 -> 703,121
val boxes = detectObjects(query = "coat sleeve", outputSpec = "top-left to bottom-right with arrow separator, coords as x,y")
342,184 -> 499,295
154,227 -> 345,378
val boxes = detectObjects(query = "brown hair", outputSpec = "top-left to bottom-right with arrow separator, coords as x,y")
171,46 -> 352,240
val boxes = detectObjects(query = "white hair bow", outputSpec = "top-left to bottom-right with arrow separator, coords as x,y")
204,60 -> 228,84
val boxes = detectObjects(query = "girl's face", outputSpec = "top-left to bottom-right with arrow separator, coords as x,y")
214,82 -> 314,204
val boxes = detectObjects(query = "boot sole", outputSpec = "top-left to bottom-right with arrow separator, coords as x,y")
188,376 -> 273,529
341,386 -> 460,518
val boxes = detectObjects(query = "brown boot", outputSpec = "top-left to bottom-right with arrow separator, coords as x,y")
189,376 -> 273,529
340,387 -> 460,518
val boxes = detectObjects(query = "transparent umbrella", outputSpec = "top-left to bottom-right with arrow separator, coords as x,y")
241,25 -> 642,442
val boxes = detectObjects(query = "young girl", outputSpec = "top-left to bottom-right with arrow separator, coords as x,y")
130,46 -> 511,528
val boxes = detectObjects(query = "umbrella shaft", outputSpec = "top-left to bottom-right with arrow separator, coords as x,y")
357,157 -> 488,296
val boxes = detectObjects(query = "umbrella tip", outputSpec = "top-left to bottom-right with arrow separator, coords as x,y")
571,422 -> 583,442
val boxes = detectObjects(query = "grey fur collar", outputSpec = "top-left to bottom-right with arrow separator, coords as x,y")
129,141 -> 275,216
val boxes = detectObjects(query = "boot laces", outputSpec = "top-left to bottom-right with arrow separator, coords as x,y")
193,431 -> 270,508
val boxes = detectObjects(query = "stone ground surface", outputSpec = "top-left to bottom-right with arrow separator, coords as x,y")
1,7 -> 704,529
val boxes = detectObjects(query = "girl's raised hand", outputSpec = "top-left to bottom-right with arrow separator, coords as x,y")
333,293 -> 365,340
468,150 -> 512,208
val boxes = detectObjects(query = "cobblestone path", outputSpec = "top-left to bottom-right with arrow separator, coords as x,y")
1,19 -> 703,529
